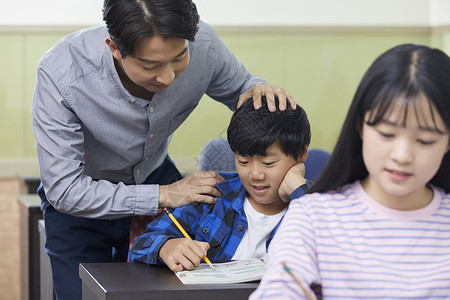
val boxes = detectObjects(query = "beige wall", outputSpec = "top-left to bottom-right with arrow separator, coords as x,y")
0,177 -> 26,300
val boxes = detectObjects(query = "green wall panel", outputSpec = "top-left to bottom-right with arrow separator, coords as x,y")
0,35 -> 25,156
169,31 -> 430,161
0,32 -> 67,159
0,28 -> 440,172
23,33 -> 67,157
443,32 -> 450,54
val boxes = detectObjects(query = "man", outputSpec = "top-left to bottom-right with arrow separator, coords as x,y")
32,0 -> 294,298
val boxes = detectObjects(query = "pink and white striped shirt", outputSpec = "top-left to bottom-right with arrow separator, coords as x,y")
251,181 -> 450,299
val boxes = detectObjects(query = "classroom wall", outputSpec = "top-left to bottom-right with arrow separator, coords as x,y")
0,0 -> 449,175
195,0 -> 430,26
431,0 -> 450,26
0,2 -> 449,299
169,28 -> 434,168
3,0 -> 449,26
0,28 -> 437,172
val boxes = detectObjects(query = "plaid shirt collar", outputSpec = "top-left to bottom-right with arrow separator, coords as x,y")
215,172 -> 247,217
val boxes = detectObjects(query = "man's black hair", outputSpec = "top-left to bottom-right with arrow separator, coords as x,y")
103,0 -> 199,57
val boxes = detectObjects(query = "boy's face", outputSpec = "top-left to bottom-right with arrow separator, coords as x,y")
235,143 -> 299,215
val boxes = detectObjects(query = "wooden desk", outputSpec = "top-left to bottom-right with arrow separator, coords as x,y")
80,262 -> 259,300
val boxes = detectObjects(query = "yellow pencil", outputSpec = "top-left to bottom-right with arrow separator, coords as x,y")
164,208 -> 215,270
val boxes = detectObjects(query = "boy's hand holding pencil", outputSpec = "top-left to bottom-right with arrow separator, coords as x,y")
159,208 -> 215,272
159,237 -> 211,272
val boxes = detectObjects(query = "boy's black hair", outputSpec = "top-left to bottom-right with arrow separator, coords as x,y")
227,97 -> 311,160
103,0 -> 199,57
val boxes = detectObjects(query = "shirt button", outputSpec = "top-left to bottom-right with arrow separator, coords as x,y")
149,133 -> 154,139
203,227 -> 209,234
221,256 -> 227,262
237,225 -> 243,231
149,106 -> 154,113
136,169 -> 140,175
145,157 -> 149,161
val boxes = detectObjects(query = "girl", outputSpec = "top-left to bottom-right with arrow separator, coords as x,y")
250,44 -> 450,299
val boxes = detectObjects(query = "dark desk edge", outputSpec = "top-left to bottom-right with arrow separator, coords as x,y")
80,262 -> 259,300
80,264 -> 107,300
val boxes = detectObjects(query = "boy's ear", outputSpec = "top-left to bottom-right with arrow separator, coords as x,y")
297,148 -> 308,163
105,37 -> 123,61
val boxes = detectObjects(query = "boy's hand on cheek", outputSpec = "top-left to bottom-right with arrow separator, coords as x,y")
278,163 -> 306,202
159,238 -> 210,272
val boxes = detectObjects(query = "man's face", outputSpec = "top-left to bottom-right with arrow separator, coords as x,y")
235,144 -> 299,215
107,35 -> 189,94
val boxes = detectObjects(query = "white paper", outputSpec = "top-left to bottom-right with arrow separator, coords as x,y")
175,258 -> 266,284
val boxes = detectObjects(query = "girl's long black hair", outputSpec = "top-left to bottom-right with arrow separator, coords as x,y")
309,44 -> 450,193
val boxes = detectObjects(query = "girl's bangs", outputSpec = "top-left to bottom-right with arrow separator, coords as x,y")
365,90 -> 445,134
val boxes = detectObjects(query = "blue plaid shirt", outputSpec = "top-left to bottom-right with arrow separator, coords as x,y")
129,172 -> 310,265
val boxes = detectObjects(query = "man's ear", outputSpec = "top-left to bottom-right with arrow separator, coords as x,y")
297,148 -> 308,164
105,37 -> 122,61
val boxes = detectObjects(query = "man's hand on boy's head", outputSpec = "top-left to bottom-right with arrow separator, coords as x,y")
278,163 -> 307,203
237,83 -> 296,112
159,171 -> 225,208
159,238 -> 210,272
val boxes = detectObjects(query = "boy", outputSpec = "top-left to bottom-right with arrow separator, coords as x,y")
129,97 -> 311,271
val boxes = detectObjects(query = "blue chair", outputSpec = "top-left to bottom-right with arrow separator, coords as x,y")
304,148 -> 330,181
198,138 -> 236,172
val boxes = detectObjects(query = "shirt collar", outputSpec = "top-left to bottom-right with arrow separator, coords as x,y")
216,172 -> 247,214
